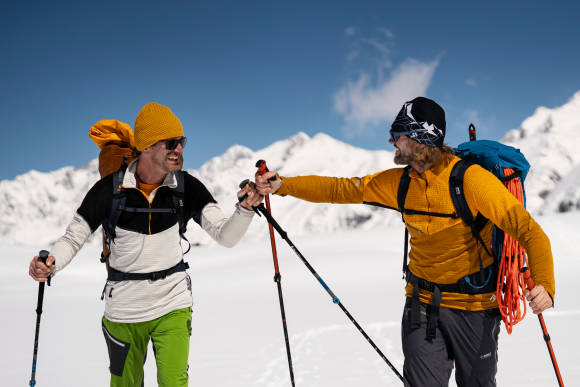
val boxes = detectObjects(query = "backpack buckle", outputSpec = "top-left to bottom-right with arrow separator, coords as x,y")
150,270 -> 167,281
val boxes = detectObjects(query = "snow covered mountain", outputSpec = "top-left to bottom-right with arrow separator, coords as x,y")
502,91 -> 580,214
0,133 -> 398,246
1,92 -> 579,246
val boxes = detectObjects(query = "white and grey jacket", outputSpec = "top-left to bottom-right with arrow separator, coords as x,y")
51,160 -> 255,322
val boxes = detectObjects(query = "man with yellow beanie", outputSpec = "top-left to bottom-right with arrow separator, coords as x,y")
29,102 -> 263,386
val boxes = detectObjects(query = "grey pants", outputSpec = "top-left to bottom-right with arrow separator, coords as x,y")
401,298 -> 501,387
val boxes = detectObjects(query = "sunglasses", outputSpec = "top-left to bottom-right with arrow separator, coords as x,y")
163,137 -> 187,150
389,130 -> 410,143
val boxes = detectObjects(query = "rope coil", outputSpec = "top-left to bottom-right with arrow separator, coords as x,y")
496,167 -> 527,333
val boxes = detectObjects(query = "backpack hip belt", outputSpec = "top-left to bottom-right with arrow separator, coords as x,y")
405,265 -> 497,296
107,260 -> 190,281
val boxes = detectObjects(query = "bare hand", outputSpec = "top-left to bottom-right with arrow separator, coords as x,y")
29,255 -> 56,282
523,285 -> 553,314
255,170 -> 282,195
237,181 -> 264,210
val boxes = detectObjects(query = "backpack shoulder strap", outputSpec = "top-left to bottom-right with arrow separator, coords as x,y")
449,159 -> 474,224
397,166 -> 412,221
172,170 -> 186,234
398,166 -> 412,276
449,159 -> 492,258
101,161 -> 128,263
172,170 -> 191,254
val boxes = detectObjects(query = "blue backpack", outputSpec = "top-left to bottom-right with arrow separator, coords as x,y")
452,137 -> 530,274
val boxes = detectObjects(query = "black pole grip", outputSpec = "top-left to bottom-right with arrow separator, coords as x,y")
38,250 -> 49,264
237,179 -> 261,216
38,250 -> 51,286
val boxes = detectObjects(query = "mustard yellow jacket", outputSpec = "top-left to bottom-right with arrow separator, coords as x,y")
276,156 -> 555,311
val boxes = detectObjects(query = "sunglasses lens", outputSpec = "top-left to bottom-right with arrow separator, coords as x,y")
389,131 -> 408,142
165,137 -> 187,150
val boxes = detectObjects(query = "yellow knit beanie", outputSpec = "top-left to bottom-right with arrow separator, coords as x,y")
134,102 -> 184,151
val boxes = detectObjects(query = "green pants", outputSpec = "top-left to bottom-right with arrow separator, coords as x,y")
102,308 -> 192,387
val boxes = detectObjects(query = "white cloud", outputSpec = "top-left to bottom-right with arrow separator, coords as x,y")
361,38 -> 390,56
465,79 -> 477,87
334,58 -> 440,137
345,27 -> 356,36
347,50 -> 359,62
378,27 -> 394,39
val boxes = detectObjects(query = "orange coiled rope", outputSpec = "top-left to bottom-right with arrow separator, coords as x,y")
496,168 -> 528,334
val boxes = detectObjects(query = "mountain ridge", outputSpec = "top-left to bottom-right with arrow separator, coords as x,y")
2,93 -> 579,246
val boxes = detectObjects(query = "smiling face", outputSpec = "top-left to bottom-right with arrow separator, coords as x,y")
137,137 -> 185,183
150,137 -> 184,173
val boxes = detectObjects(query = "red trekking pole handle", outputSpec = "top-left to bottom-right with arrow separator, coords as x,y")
521,267 -> 564,387
256,160 -> 280,272
256,160 -> 277,181
256,159 -> 269,176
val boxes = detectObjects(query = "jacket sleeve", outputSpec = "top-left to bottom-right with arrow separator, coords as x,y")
463,165 -> 555,298
51,213 -> 92,272
183,172 -> 218,226
275,169 -> 402,207
51,176 -> 113,272
200,202 -> 255,247
77,175 -> 113,232
183,172 -> 255,247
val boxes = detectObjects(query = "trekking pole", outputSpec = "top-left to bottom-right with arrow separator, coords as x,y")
238,175 -> 296,387
246,169 -> 406,384
521,267 -> 564,387
29,250 -> 51,387
468,123 -> 477,141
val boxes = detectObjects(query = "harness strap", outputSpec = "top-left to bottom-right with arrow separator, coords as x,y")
410,276 -> 421,330
406,267 -> 495,340
426,287 -> 441,341
107,260 -> 189,281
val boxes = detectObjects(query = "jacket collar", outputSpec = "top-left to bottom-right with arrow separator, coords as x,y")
121,158 -> 178,189
408,154 -> 459,178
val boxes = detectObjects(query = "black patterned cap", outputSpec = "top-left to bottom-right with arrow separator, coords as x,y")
390,97 -> 446,147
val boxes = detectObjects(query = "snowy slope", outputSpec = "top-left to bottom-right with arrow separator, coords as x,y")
2,213 -> 578,386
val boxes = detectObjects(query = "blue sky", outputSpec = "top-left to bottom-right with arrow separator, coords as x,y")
1,1 -> 579,181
